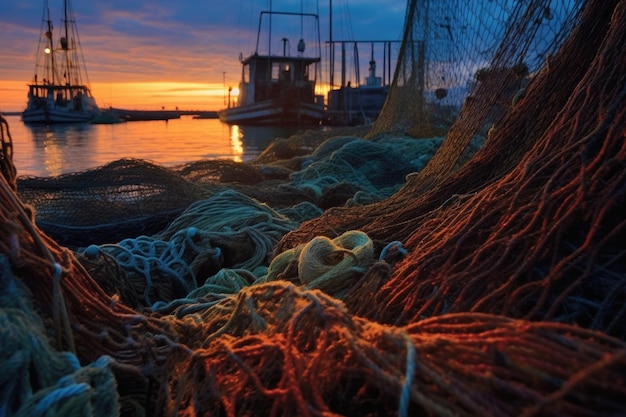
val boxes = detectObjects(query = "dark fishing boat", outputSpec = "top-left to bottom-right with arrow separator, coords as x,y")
325,41 -> 393,126
22,0 -> 99,124
219,10 -> 325,127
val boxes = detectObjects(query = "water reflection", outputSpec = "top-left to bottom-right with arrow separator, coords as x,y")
236,125 -> 301,156
7,115 -> 305,177
229,125 -> 302,162
230,125 -> 244,163
25,122 -> 94,177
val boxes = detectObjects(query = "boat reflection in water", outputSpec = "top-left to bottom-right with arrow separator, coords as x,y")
230,124 -> 304,162
9,115 -> 297,178
25,122 -> 95,176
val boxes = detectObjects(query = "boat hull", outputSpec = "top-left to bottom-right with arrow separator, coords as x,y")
22,107 -> 98,124
219,99 -> 324,126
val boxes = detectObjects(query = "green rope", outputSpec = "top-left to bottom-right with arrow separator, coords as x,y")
261,230 -> 375,299
1,255 -> 119,417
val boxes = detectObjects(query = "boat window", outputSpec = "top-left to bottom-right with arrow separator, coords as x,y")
272,62 -> 281,81
274,63 -> 292,83
243,64 -> 250,83
271,63 -> 291,81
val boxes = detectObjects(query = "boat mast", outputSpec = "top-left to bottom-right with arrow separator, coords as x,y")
45,3 -> 56,84
62,0 -> 71,85
64,0 -> 69,43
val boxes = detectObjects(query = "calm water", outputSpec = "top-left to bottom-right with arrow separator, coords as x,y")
4,115 -> 301,178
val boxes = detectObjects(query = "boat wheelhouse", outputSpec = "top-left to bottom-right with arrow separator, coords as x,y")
219,11 -> 325,127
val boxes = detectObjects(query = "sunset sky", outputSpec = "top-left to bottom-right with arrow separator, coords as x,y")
0,0 -> 405,112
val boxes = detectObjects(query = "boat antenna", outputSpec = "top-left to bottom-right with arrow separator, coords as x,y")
329,0 -> 333,88
268,0 -> 272,56
329,0 -> 332,44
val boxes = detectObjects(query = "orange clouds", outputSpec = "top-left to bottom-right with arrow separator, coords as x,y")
0,1 -> 404,112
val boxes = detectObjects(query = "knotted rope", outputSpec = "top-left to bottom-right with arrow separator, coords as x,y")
262,230 -> 374,299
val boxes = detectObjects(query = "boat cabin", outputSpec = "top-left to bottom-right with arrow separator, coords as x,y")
26,84 -> 94,112
236,53 -> 320,108
219,10 -> 325,126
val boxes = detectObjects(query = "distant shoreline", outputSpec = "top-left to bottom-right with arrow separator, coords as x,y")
1,109 -> 219,121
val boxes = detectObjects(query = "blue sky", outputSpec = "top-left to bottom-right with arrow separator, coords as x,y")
0,0 -> 406,110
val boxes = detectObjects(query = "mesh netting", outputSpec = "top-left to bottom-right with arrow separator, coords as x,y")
0,115 -> 16,190
281,0 -> 626,340
0,256 -> 119,417
288,135 -> 444,207
370,0 -> 583,138
16,159 -> 206,247
2,0 -> 626,416
77,190 -> 299,309
15,133 -> 447,248
160,282 -> 626,416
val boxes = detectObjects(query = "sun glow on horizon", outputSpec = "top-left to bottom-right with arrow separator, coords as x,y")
91,81 -> 226,110
0,80 -> 228,112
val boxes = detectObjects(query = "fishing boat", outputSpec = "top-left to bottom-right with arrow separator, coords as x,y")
22,0 -> 99,124
325,41 -> 393,126
219,10 -> 325,127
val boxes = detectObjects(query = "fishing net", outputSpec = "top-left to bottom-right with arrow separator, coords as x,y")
160,282 -> 626,417
16,157 -> 306,248
258,230 -> 375,300
15,128 -> 378,249
5,123 -> 626,417
369,0 -> 583,140
3,190 -> 624,417
281,0 -> 626,339
15,132 -> 444,248
252,125 -> 370,166
280,0 -> 591,249
16,158 -> 206,248
175,158 -> 265,185
288,135 -> 444,207
76,189 -> 299,309
0,115 -> 16,190
0,256 -> 119,417
3,0 -> 626,416
406,0 -> 586,192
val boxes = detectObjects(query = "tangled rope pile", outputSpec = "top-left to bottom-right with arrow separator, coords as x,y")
0,256 -> 118,417
261,230 -> 375,299
76,190 -> 299,308
2,1 -> 626,416
82,228 -> 222,308
278,0 -> 626,341
160,282 -> 626,417
289,136 -> 443,207
354,0 -> 626,339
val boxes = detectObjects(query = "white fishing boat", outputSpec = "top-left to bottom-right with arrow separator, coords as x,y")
22,0 -> 99,124
219,10 -> 325,127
